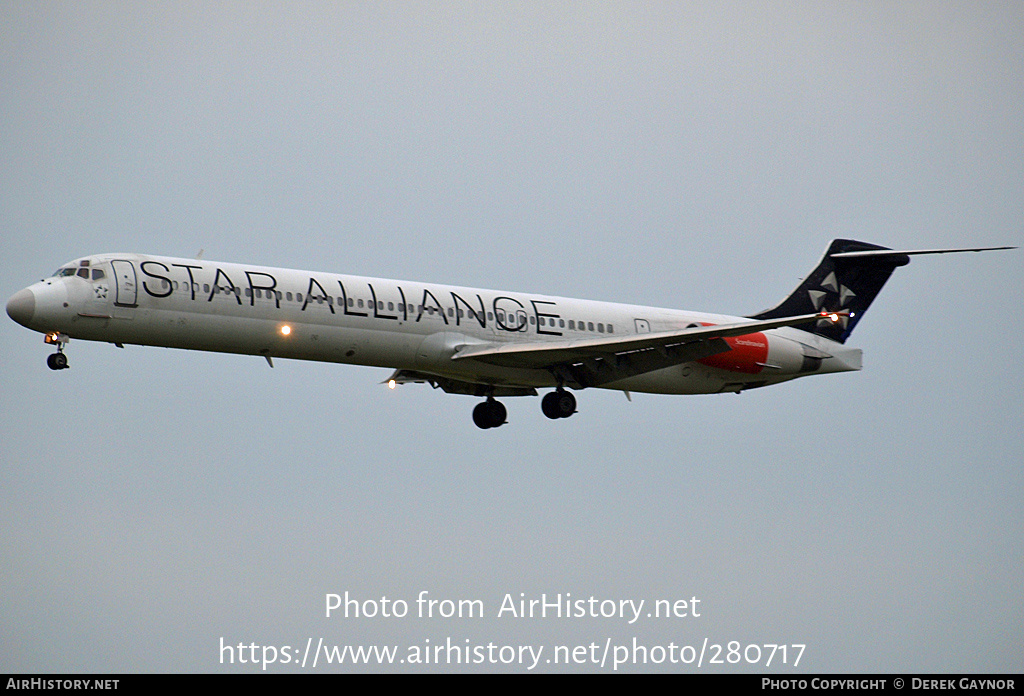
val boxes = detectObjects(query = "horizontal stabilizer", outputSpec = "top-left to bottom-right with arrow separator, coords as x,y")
831,245 -> 1015,259
753,239 -> 1016,343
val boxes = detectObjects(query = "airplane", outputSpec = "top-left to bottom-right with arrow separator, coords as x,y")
5,239 -> 1014,428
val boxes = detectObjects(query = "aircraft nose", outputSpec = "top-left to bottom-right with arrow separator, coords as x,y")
6,288 -> 35,327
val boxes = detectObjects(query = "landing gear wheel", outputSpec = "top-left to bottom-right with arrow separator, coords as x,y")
47,353 -> 68,370
472,402 -> 490,429
541,391 -> 560,419
542,390 -> 576,419
472,399 -> 507,429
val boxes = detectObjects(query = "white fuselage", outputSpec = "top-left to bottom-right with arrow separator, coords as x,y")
8,253 -> 861,396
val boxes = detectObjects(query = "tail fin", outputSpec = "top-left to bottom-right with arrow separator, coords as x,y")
751,239 -> 909,343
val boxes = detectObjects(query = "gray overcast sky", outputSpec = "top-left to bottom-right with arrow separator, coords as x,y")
1,1 -> 1021,673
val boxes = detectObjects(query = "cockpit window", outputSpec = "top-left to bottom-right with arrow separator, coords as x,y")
53,263 -> 105,279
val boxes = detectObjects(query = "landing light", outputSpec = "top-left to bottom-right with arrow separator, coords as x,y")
388,379 -> 397,389
829,313 -> 839,322
279,325 -> 292,336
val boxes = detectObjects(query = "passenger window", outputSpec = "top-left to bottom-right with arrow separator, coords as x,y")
568,320 -> 575,329
204,284 -> 210,293
588,322 -> 594,331
388,302 -> 394,311
608,324 -> 613,333
357,299 -> 363,308
598,323 -> 604,333
286,292 -> 293,301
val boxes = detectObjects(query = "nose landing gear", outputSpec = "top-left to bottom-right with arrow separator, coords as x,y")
46,352 -> 68,370
44,332 -> 70,370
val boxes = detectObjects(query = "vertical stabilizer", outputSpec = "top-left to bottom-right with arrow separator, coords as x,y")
751,239 -> 909,343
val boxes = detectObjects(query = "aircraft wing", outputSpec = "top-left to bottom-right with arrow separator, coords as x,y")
451,311 -> 841,388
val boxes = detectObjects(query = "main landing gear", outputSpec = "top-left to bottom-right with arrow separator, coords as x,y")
473,397 -> 507,429
472,389 -> 578,429
541,389 -> 576,420
44,332 -> 70,371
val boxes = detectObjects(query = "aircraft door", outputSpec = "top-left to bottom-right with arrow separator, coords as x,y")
634,318 -> 651,334
111,260 -> 138,307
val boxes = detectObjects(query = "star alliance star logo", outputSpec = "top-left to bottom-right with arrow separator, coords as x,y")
94,285 -> 108,299
809,271 -> 854,329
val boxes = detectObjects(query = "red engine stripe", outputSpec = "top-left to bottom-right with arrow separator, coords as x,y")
696,327 -> 768,374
